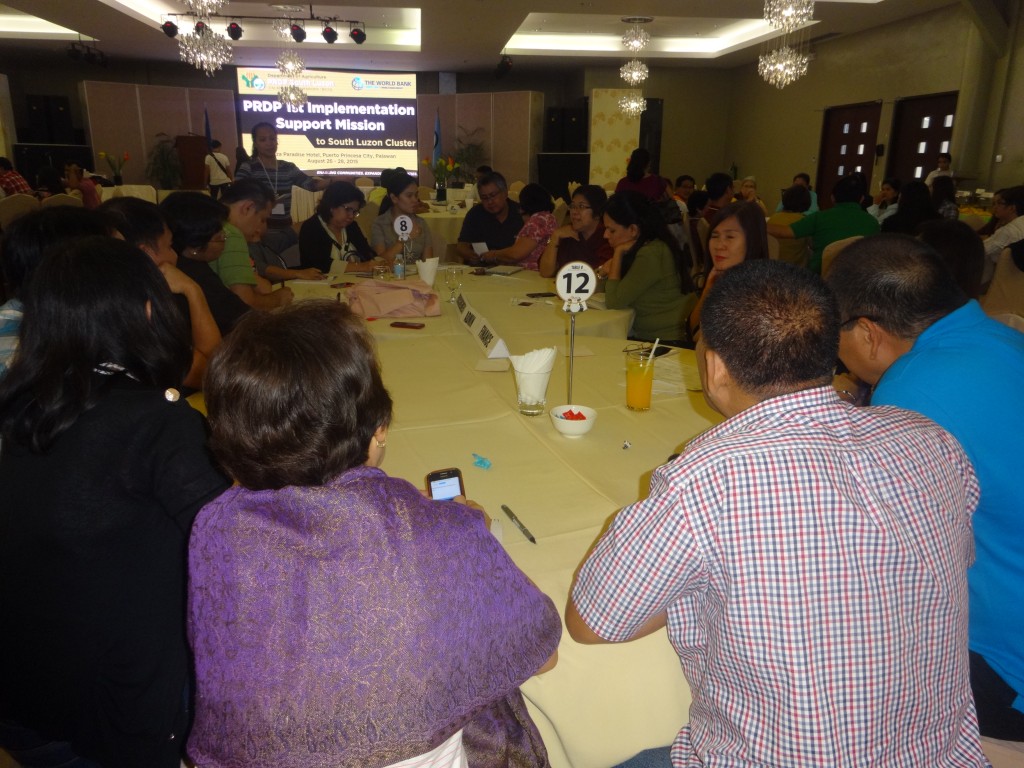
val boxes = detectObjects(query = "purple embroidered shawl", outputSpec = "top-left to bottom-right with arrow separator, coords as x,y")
187,466 -> 560,768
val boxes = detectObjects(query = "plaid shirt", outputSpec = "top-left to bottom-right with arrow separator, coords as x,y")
573,387 -> 988,767
0,169 -> 33,196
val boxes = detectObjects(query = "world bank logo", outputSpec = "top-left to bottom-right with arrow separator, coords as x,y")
351,76 -> 364,90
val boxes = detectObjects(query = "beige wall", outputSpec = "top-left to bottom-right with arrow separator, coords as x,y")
984,0 -> 1024,189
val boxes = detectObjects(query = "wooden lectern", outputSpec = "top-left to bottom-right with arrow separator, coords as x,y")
174,135 -> 208,190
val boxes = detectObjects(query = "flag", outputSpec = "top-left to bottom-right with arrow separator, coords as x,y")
204,106 -> 212,150
432,109 -> 441,166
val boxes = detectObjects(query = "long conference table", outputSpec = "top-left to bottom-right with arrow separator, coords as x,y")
273,269 -> 721,767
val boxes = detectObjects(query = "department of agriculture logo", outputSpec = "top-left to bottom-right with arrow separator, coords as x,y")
351,76 -> 364,90
241,73 -> 266,90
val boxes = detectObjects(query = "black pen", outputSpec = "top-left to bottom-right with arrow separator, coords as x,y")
501,504 -> 536,544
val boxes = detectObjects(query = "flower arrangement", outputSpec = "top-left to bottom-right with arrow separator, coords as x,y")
98,150 -> 130,175
423,155 -> 459,185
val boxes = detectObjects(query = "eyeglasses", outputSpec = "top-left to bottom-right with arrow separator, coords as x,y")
478,191 -> 504,202
569,204 -> 592,212
340,205 -> 361,217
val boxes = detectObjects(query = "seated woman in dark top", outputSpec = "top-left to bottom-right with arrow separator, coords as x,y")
188,300 -> 560,768
538,184 -> 613,277
0,237 -> 229,768
881,180 -> 941,235
160,191 -> 251,335
298,181 -> 380,274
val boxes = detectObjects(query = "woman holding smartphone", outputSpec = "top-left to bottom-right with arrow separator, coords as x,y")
188,300 -> 560,768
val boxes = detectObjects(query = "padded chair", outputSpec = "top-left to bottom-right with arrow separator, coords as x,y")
40,193 -> 84,209
418,185 -> 434,202
696,217 -> 711,260
981,248 -> 1024,317
358,200 -> 379,241
552,198 -> 568,226
821,235 -> 863,278
443,243 -> 464,264
0,193 -> 40,229
354,176 -> 374,188
508,180 -> 526,197
767,234 -> 780,260
567,181 -> 581,197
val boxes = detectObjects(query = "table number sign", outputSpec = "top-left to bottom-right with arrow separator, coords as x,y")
554,261 -> 597,402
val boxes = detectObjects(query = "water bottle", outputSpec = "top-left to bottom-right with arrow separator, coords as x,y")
393,242 -> 407,280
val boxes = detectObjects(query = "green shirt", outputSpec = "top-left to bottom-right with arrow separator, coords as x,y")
605,239 -> 696,342
789,202 -> 880,273
208,222 -> 257,288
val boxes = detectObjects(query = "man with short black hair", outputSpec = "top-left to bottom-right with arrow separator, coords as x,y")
828,234 -> 1024,741
768,172 -> 879,273
774,171 -> 819,213
982,185 -> 1024,261
567,259 -> 988,767
925,151 -> 954,187
701,172 -> 734,224
457,171 -> 522,264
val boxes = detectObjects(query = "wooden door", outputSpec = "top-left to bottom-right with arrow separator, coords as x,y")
885,91 -> 958,185
816,101 -> 882,210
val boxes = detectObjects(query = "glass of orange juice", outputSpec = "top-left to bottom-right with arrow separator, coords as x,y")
625,349 -> 654,411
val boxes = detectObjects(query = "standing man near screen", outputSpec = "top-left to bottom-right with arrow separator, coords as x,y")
457,172 -> 522,264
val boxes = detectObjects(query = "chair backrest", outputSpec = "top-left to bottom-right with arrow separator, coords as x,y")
766,234 -> 780,260
567,181 -> 581,197
354,177 -> 374,188
508,180 -> 526,195
358,200 -> 379,241
821,235 -> 863,278
961,213 -> 989,231
40,193 -> 84,209
602,181 -> 617,192
0,193 -> 40,229
444,243 -> 463,264
981,247 -> 1024,317
552,198 -> 568,226
507,189 -> 520,203
418,185 -> 434,203
696,217 -> 711,258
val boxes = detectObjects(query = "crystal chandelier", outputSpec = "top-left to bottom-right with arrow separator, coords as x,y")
279,85 -> 308,107
178,21 -> 232,77
272,18 -> 293,40
276,49 -> 305,77
618,93 -> 646,118
619,59 -> 648,86
758,43 -> 809,89
622,24 -> 651,53
179,0 -> 226,16
764,0 -> 814,33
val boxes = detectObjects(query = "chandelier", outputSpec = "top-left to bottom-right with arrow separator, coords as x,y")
178,0 -> 226,16
272,18 -> 293,40
276,49 -> 305,77
621,24 -> 651,53
758,44 -> 809,88
619,59 -> 648,86
618,93 -> 646,118
178,21 -> 232,76
278,85 -> 308,107
764,0 -> 814,33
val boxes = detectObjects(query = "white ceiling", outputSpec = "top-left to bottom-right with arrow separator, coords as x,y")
0,0 -> 957,74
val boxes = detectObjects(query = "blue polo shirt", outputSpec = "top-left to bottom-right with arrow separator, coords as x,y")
873,300 -> 1024,712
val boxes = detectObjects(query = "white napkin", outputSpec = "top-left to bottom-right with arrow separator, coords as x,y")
509,347 -> 556,404
417,256 -> 439,287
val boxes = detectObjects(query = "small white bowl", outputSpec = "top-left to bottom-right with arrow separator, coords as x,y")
549,404 -> 597,437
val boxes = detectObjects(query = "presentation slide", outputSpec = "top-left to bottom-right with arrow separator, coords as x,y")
236,67 -> 418,178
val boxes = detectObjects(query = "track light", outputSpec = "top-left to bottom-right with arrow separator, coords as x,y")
161,20 -> 179,38
349,24 -> 366,44
494,54 -> 512,79
322,23 -> 338,43
290,22 -> 306,42
194,21 -> 208,34
226,21 -> 243,40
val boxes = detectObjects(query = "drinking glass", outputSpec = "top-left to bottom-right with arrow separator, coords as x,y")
444,265 -> 462,303
625,349 -> 655,411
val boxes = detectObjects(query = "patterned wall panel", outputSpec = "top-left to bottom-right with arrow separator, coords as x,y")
589,88 -> 641,188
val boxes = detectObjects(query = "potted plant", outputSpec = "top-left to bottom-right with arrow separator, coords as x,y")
144,133 -> 182,190
453,127 -> 488,185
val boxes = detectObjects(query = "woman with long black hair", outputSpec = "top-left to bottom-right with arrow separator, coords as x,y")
0,237 -> 229,768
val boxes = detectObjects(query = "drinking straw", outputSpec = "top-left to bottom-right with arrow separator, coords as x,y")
646,338 -> 661,365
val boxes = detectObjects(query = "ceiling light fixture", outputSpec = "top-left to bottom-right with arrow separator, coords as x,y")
764,0 -> 814,33
225,21 -> 243,40
349,24 -> 366,44
758,42 -> 809,88
621,16 -> 653,53
322,23 -> 339,44
272,18 -> 293,40
290,22 -> 307,42
161,20 -> 179,38
619,59 -> 648,86
276,49 -> 305,78
618,93 -> 646,118
178,19 -> 232,77
279,84 -> 308,107
178,0 -> 227,17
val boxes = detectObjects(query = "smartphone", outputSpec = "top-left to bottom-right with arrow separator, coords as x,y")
426,468 -> 465,501
526,292 -> 557,298
390,321 -> 426,329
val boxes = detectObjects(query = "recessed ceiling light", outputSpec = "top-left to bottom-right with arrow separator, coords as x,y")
621,16 -> 653,24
